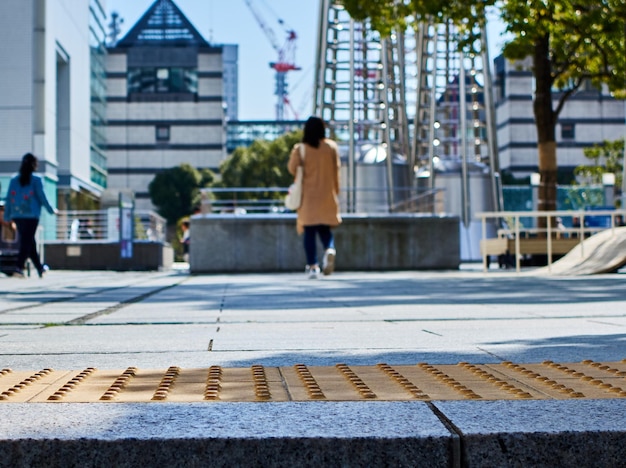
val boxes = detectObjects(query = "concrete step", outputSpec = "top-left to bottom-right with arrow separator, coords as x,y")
1,400 -> 624,467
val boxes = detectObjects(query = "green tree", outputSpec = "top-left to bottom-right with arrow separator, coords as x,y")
148,164 -> 214,225
575,138 -> 624,201
340,0 -> 626,213
211,130 -> 302,203
501,1 -> 625,212
199,168 -> 215,188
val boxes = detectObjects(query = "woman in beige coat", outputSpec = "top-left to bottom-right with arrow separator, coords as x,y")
287,116 -> 342,278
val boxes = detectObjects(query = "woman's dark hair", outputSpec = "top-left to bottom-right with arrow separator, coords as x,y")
19,153 -> 38,187
302,116 -> 326,148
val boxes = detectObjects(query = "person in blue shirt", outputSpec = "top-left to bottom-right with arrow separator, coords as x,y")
3,153 -> 58,278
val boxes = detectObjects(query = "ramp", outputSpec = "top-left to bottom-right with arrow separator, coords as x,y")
538,226 -> 626,275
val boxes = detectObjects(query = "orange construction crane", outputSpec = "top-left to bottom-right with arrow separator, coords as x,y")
243,0 -> 301,120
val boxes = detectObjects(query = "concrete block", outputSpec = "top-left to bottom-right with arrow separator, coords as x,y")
44,242 -> 173,271
190,214 -> 460,273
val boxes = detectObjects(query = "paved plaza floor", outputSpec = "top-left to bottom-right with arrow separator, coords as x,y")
1,264 -> 625,369
0,265 -> 625,466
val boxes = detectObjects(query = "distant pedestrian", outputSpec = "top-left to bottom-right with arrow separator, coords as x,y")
287,116 -> 342,279
3,153 -> 58,278
180,219 -> 190,263
555,216 -> 567,238
79,218 -> 95,239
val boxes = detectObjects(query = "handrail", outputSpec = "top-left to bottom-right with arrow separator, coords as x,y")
200,186 -> 446,215
388,188 -> 446,213
52,209 -> 166,243
478,209 -> 626,273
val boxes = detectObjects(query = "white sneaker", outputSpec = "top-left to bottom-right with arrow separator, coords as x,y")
305,265 -> 320,279
322,248 -> 336,276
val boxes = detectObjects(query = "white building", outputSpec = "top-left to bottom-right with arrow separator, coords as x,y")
494,55 -> 625,180
0,0 -> 108,218
105,0 -> 232,211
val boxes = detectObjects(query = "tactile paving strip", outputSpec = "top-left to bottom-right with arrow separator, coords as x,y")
1,360 -> 625,403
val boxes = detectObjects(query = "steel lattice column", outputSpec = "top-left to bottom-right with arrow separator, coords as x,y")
413,21 -> 501,224
314,0 -> 410,212
314,3 -> 500,219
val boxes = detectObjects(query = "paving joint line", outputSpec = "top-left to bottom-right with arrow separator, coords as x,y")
426,401 -> 462,468
0,274 -> 181,317
66,278 -> 189,325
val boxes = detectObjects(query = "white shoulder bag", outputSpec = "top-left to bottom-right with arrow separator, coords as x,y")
285,144 -> 305,211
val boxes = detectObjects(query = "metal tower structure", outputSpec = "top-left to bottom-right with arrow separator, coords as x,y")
107,11 -> 124,47
413,21 -> 501,226
314,0 -> 411,212
314,1 -> 501,223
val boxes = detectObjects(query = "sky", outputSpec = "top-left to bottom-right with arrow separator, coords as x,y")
105,0 -> 506,121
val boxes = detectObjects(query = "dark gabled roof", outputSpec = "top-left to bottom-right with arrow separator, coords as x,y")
115,0 -> 210,48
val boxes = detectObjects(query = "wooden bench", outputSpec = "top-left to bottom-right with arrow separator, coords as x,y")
480,237 -> 509,256
480,236 -> 581,257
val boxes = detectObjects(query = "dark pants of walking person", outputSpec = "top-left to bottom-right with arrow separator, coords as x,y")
14,218 -> 44,274
303,224 -> 334,266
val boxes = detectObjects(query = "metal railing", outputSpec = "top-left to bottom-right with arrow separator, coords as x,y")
200,188 -> 289,214
388,188 -> 445,214
52,209 -> 166,243
199,187 -> 446,215
478,209 -> 626,273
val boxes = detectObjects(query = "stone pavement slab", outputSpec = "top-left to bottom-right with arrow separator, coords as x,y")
434,399 -> 626,466
0,402 -> 454,467
1,267 -> 625,368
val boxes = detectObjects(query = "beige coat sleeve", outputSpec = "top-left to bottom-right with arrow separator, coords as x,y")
287,143 -> 303,177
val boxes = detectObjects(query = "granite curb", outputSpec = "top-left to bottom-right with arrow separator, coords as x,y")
1,400 -> 625,467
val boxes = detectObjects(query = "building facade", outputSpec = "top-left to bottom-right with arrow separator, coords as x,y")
494,54 -> 626,180
221,44 -> 239,122
88,1 -> 109,194
0,0 -> 108,222
105,0 -> 231,211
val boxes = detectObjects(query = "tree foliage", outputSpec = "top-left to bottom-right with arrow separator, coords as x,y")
575,139 -> 624,190
148,163 -> 214,225
501,1 -> 625,213
212,130 -> 302,201
340,0 -> 494,38
502,1 -> 626,131
340,0 -> 626,212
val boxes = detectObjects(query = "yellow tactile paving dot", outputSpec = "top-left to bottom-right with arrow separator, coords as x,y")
0,361 -> 624,403
493,360 -> 626,399
0,369 -> 74,402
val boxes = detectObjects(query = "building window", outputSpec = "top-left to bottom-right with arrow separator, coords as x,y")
561,123 -> 575,140
156,125 -> 170,142
128,67 -> 198,94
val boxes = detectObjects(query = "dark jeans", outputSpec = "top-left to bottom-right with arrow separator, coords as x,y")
14,218 -> 44,273
303,224 -> 334,266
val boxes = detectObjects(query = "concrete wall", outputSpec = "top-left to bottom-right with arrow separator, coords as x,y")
44,242 -> 174,271
190,214 -> 460,273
